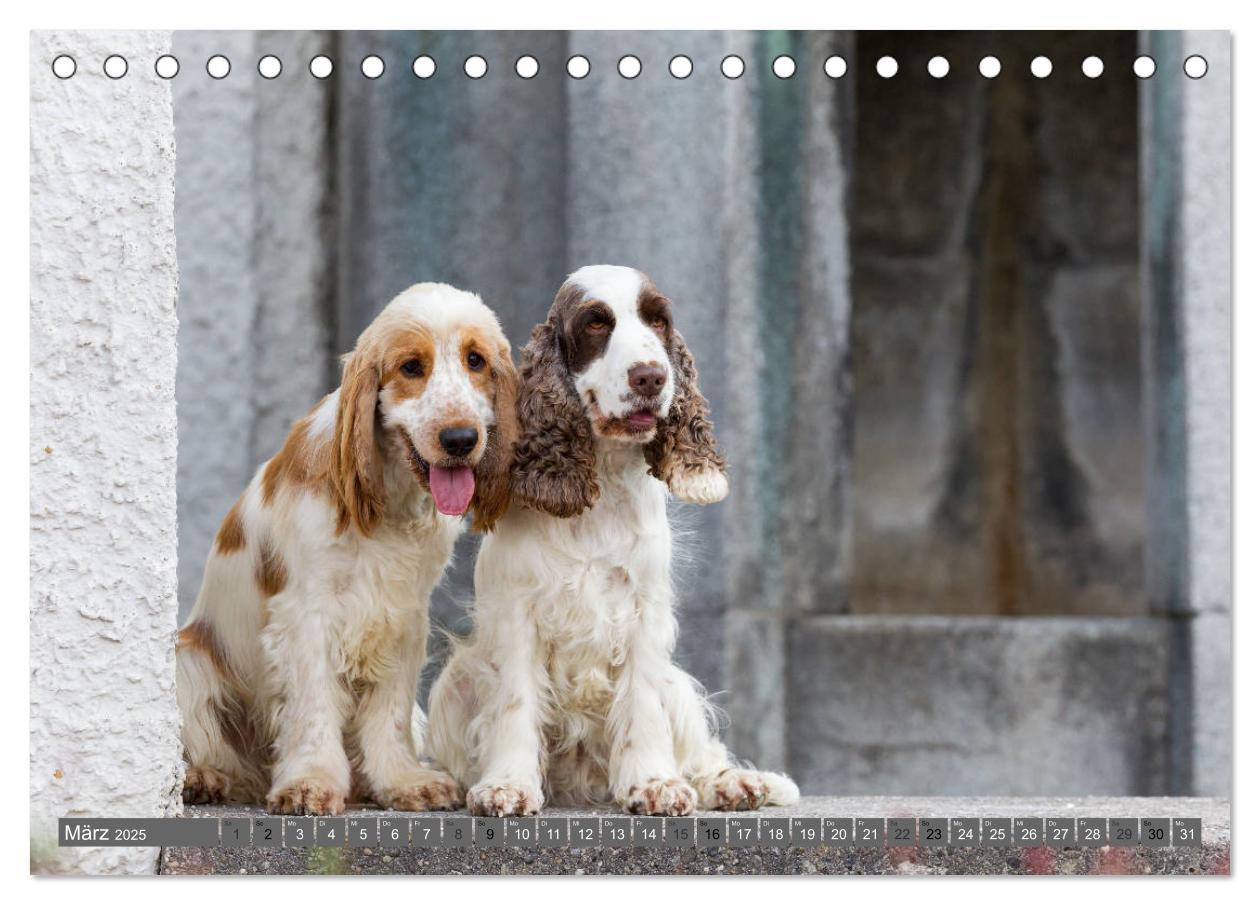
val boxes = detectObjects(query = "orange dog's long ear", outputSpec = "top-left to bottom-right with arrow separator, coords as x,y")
470,338 -> 519,532
330,349 -> 385,536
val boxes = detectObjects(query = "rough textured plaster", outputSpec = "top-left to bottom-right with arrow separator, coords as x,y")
30,30 -> 182,875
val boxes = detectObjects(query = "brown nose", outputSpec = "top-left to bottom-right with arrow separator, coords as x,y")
628,363 -> 667,398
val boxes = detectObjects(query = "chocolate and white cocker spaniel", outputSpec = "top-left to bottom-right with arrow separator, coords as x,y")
177,283 -> 518,815
427,265 -> 799,816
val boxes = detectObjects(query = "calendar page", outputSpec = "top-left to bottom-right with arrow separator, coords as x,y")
28,24 -> 1232,881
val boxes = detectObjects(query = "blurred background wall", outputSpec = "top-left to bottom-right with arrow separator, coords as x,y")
171,30 -> 1230,797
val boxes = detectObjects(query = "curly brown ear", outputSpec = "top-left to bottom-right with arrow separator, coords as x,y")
330,351 -> 385,536
645,330 -> 729,505
511,320 -> 600,517
470,340 -> 519,532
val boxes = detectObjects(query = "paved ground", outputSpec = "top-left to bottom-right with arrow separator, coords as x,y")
159,796 -> 1229,876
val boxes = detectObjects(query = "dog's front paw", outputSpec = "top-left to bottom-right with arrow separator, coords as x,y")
668,468 -> 728,506
620,777 -> 697,816
266,775 -> 347,815
467,781 -> 544,816
376,768 -> 463,812
697,768 -> 769,812
183,766 -> 232,805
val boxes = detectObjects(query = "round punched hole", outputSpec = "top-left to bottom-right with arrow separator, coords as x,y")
772,55 -> 796,79
979,55 -> 1001,78
309,55 -> 333,79
824,55 -> 847,78
721,54 -> 745,79
927,56 -> 949,78
154,54 -> 180,79
566,55 -> 591,79
51,54 -> 76,79
669,54 -> 693,79
464,55 -> 487,79
360,55 -> 385,79
876,55 -> 898,78
103,54 -> 128,79
412,55 -> 436,79
1082,56 -> 1104,78
1184,54 -> 1208,79
515,55 -> 539,79
258,55 -> 282,79
207,55 -> 231,79
618,54 -> 641,79
1031,56 -> 1052,78
1133,55 -> 1157,79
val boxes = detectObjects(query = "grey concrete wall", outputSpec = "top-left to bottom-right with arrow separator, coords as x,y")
1141,30 -> 1231,797
850,32 -> 1145,617
30,30 -> 183,875
724,31 -> 855,773
788,617 -> 1169,795
173,31 -> 334,616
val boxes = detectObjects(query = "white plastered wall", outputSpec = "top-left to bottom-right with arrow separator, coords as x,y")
30,30 -> 183,875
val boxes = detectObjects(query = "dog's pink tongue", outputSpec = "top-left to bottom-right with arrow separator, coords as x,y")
429,465 -> 475,516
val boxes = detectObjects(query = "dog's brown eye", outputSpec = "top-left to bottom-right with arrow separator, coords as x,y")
586,319 -> 610,335
650,316 -> 669,333
467,351 -> 485,371
400,358 -> 424,377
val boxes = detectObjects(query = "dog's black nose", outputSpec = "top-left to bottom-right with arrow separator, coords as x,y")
438,426 -> 479,457
628,363 -> 667,398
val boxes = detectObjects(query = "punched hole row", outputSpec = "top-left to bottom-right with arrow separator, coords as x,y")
49,52 -> 1211,82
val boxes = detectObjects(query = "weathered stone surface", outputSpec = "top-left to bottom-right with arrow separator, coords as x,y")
851,32 -> 983,258
334,30 -> 568,353
1139,30 -> 1231,797
249,31 -> 337,464
786,617 -> 1170,796
172,31 -> 264,613
1177,30 -> 1232,624
1031,32 -> 1142,260
160,798 -> 1228,876
849,31 -> 1146,617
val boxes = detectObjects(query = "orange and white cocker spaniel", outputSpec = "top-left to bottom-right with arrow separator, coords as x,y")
176,283 -> 518,815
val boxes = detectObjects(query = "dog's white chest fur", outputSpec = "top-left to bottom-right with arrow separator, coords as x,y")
535,448 -> 669,628
328,513 -> 461,684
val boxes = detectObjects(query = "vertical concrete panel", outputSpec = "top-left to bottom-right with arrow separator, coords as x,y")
1141,30 -> 1231,797
30,30 -> 182,874
1021,32 -> 1144,616
850,32 -> 1144,616
251,31 -> 337,462
1178,32 -> 1231,623
724,32 -> 855,770
565,30 -> 737,693
1178,31 -> 1231,797
779,31 -> 853,616
172,31 -> 260,613
174,31 -> 338,619
335,30 -> 568,349
850,32 -> 988,614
